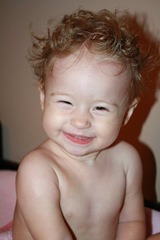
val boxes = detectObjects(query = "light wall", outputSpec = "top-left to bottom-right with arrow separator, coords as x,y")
1,0 -> 160,201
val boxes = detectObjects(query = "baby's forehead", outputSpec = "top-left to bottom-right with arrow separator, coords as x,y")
51,49 -> 132,80
47,50 -> 132,99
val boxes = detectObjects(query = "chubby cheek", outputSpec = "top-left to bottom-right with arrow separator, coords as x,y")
42,109 -> 64,137
97,118 -> 123,143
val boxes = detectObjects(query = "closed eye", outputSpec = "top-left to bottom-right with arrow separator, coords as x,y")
94,106 -> 109,111
58,100 -> 72,105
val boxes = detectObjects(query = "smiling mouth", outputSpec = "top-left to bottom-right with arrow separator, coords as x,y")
63,132 -> 94,145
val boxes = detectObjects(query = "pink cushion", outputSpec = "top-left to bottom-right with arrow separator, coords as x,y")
0,171 -> 16,228
146,207 -> 160,236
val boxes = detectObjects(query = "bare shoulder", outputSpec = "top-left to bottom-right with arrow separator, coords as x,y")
114,141 -> 143,193
110,140 -> 142,176
16,144 -> 59,200
110,140 -> 141,161
17,146 -> 55,175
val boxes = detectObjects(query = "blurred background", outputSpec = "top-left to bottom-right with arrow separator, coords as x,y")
0,0 -> 160,202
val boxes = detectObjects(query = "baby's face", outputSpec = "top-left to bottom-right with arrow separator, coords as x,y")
40,50 -> 132,157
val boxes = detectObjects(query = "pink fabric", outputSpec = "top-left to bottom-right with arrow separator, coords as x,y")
0,222 -> 12,234
0,231 -> 12,240
0,221 -> 12,240
145,207 -> 160,236
0,171 -> 16,228
150,209 -> 160,235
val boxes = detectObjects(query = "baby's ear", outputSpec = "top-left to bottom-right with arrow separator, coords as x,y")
39,86 -> 45,111
123,98 -> 140,126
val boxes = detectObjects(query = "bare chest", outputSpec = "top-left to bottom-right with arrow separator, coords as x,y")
59,167 -> 126,238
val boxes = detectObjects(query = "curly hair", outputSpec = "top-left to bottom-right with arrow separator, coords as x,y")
29,9 -> 157,98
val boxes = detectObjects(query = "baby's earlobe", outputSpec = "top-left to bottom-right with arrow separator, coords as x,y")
39,87 -> 45,110
123,98 -> 140,126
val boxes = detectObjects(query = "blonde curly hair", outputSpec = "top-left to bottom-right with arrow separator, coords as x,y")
29,9 -> 157,99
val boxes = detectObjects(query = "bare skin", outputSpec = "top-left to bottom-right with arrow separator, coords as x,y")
13,49 -> 146,240
13,141 -> 145,240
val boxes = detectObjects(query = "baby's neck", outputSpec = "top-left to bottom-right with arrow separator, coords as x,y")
45,139 -> 101,166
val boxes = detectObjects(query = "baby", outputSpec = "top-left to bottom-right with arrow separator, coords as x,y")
13,9 -> 158,240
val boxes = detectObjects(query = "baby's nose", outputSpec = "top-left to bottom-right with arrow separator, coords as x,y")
70,111 -> 91,129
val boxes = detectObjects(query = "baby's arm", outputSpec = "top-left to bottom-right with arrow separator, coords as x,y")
14,150 -> 73,240
116,144 -> 146,240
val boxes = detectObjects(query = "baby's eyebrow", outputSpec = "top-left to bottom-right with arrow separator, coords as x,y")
94,99 -> 118,108
50,91 -> 70,97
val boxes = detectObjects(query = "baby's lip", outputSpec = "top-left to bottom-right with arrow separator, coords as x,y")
63,132 -> 94,145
